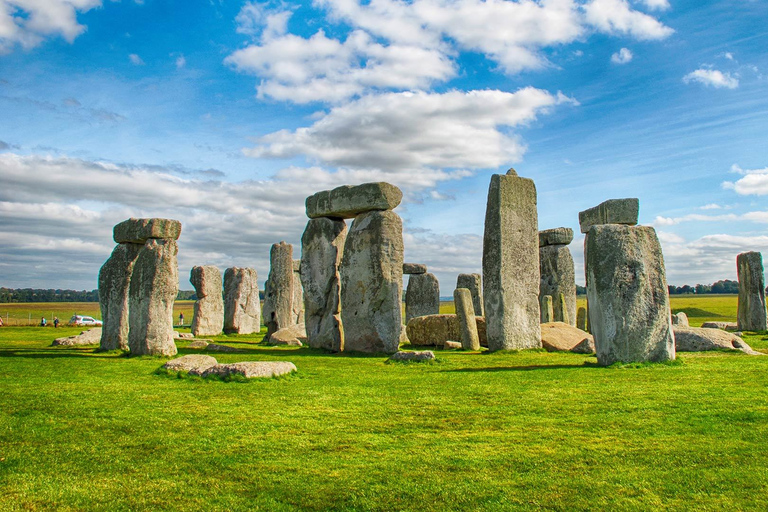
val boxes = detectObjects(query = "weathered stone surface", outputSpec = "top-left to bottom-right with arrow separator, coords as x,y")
292,266 -> 304,325
405,273 -> 440,323
540,295 -> 554,323
306,182 -> 403,219
99,243 -> 142,351
177,332 -> 194,339
674,327 -> 763,355
442,340 -> 462,350
205,343 -> 240,353
292,259 -> 301,272
539,227 -> 574,247
586,225 -> 675,366
188,340 -> 210,349
671,312 -> 689,327
476,316 -> 487,347
162,354 -> 218,373
576,307 -> 588,332
578,198 -> 639,234
190,265 -> 224,337
300,218 -> 347,352
262,242 -> 295,339
456,273 -> 483,317
701,321 -> 739,331
737,251 -> 767,331
539,244 -> 577,326
269,324 -> 307,346
201,361 -> 297,379
389,350 -> 435,362
482,173 -> 541,351
540,322 -> 595,353
403,263 -> 427,275
52,328 -> 102,346
223,267 -> 260,335
128,239 -> 179,357
454,288 -> 480,350
113,217 -> 181,244
340,210 -> 403,353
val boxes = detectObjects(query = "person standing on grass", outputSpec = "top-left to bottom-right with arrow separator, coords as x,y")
54,316 -> 59,328
179,312 -> 184,326
40,317 -> 47,327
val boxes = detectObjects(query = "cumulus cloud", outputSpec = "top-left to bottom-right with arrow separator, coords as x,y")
227,0 -> 673,103
611,47 -> 633,64
683,68 -> 739,89
722,164 -> 768,196
637,0 -> 670,11
0,0 -> 102,53
246,88 -> 576,183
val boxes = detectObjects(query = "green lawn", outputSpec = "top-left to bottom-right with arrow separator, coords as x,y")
1,300 -> 768,510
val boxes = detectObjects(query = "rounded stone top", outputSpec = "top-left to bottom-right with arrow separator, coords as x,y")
113,217 -> 181,244
539,227 -> 574,247
506,168 -> 518,176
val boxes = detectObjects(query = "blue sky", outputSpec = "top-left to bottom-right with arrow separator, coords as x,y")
1,0 -> 767,292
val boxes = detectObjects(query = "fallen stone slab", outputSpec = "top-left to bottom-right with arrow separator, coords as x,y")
205,343 -> 240,353
162,354 -> 218,373
201,361 -> 297,379
389,350 -> 435,362
674,327 -> 763,355
306,182 -> 403,219
441,340 -> 462,350
269,324 -> 307,346
701,321 -> 739,331
406,314 -> 487,348
188,340 -> 211,349
540,322 -> 595,354
578,198 -> 639,234
403,263 -> 427,275
52,328 -> 102,346
539,227 -> 574,247
113,217 -> 182,244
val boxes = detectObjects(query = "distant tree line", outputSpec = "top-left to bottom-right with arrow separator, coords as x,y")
577,279 -> 758,296
0,288 -> 199,303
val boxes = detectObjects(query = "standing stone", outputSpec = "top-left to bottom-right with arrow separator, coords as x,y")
223,267 -> 260,335
128,239 -> 179,356
454,288 -> 480,350
340,210 -> 403,353
737,251 -> 768,331
405,273 -> 440,323
300,218 -> 347,351
482,170 -> 541,351
262,242 -> 295,339
539,243 -> 577,326
576,307 -> 588,332
456,273 -> 483,317
190,266 -> 224,337
292,260 -> 304,325
99,243 -> 142,351
586,225 -> 675,366
540,295 -> 554,323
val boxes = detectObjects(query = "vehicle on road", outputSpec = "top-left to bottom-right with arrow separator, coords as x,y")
69,315 -> 103,326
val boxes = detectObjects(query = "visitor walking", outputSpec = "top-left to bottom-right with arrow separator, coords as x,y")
179,312 -> 184,326
54,316 -> 59,328
40,317 -> 47,327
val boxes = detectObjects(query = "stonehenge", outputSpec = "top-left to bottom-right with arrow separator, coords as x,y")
454,288 -> 480,350
737,251 -> 767,331
405,271 -> 440,323
190,265 -> 224,337
578,198 -> 639,233
262,242 -> 295,339
99,218 -> 181,356
223,267 -> 260,335
456,273 -> 483,317
539,227 -> 576,326
540,295 -> 554,323
403,263 -> 427,275
482,169 -> 541,351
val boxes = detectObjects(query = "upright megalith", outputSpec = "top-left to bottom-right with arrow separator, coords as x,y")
300,217 -> 347,351
291,259 -> 304,325
405,272 -> 440,323
223,267 -> 260,335
539,227 -> 576,326
737,251 -> 767,331
128,239 -> 179,356
482,169 -> 541,351
99,243 -> 142,351
457,273 -> 483,317
540,295 -> 554,323
454,288 -> 480,350
340,209 -> 404,353
262,242 -> 295,339
576,306 -> 588,332
190,266 -> 224,337
585,224 -> 675,366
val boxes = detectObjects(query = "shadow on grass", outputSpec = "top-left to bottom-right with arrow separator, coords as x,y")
174,345 -> 389,359
444,362 -> 598,373
0,347 -> 116,359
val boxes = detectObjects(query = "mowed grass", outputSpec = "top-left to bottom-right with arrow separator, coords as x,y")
2,300 -> 768,510
0,301 -> 196,326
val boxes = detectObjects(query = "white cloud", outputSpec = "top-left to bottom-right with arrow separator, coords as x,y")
722,165 -> 768,196
611,47 -> 633,64
582,0 -> 674,40
638,0 -> 670,10
683,68 -> 739,89
724,51 -> 734,61
246,88 -> 577,181
0,0 -> 101,53
129,53 -> 145,66
699,203 -> 724,210
175,55 -> 186,68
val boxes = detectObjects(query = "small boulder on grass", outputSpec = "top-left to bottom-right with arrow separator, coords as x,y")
52,328 -> 102,346
442,341 -> 462,350
200,361 -> 297,379
674,327 -> 763,355
540,322 -> 595,354
187,340 -> 211,349
268,324 -> 307,346
389,350 -> 435,362
162,354 -> 218,373
205,343 -> 240,353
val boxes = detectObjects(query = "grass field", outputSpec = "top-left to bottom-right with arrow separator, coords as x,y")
1,296 -> 767,510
